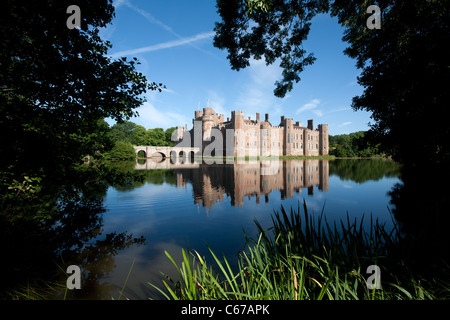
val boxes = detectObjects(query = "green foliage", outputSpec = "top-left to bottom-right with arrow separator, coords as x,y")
329,131 -> 381,158
331,0 -> 450,165
214,0 -> 450,167
214,0 -> 328,98
108,121 -> 138,144
152,201 -> 450,300
131,125 -> 149,145
0,0 -> 164,200
148,128 -> 168,146
107,120 -> 176,149
330,159 -> 400,183
106,141 -> 136,161
165,127 -> 177,145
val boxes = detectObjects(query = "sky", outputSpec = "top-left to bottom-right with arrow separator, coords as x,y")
101,0 -> 373,136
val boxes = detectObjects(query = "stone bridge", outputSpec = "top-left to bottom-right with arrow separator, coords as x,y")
134,146 -> 201,162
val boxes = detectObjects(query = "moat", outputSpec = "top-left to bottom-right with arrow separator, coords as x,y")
55,158 -> 400,299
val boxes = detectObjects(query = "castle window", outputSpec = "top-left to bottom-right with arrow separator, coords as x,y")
254,130 -> 257,136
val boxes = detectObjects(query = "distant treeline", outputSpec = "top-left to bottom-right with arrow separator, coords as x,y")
329,131 -> 383,158
96,120 -> 176,160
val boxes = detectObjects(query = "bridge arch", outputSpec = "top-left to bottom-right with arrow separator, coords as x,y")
134,146 -> 147,158
150,152 -> 166,163
134,146 -> 201,163
179,150 -> 187,164
137,150 -> 147,158
170,150 -> 177,164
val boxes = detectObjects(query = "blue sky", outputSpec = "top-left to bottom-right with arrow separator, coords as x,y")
102,0 -> 373,135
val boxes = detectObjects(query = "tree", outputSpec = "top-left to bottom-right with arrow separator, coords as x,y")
147,128 -> 167,146
108,121 -> 138,144
130,125 -> 149,146
214,0 -> 328,98
0,0 -> 163,187
328,0 -> 449,165
330,131 -> 381,157
165,127 -> 177,146
106,141 -> 136,160
214,0 -> 450,166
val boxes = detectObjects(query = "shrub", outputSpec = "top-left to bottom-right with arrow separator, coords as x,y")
105,141 -> 135,160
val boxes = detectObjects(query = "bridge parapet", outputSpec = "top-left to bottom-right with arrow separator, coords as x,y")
134,146 -> 201,159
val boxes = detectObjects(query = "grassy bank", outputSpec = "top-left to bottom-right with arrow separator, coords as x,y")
151,201 -> 450,300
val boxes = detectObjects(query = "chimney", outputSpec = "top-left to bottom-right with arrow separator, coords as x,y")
308,119 -> 314,130
265,113 -> 269,122
256,113 -> 260,122
281,116 -> 285,123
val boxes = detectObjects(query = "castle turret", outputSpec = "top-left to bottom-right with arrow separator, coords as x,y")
318,124 -> 329,155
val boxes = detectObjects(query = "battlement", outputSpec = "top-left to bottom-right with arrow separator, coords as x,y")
189,107 -> 328,156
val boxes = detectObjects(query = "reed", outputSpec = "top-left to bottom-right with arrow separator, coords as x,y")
150,200 -> 450,300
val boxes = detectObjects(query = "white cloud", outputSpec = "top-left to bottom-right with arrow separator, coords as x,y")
110,31 -> 215,57
136,101 -> 190,129
329,106 -> 351,113
113,0 -> 129,9
312,109 -> 324,117
113,0 -> 216,57
339,121 -> 352,127
296,99 -> 321,115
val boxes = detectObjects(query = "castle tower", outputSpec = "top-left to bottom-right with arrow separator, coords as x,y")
284,118 -> 294,156
231,110 -> 244,157
318,124 -> 329,156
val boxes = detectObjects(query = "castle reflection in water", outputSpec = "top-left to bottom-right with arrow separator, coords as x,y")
136,159 -> 329,207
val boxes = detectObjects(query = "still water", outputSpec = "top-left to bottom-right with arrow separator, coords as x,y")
64,158 -> 400,299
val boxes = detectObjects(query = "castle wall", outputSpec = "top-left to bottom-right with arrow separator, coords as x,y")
185,108 -> 328,158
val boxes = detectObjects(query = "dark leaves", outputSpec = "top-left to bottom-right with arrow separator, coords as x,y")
214,0 -> 329,97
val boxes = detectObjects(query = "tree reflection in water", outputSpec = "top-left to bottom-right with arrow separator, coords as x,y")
0,162 -> 145,300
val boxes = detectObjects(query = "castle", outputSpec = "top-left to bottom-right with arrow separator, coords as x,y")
174,107 -> 329,157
